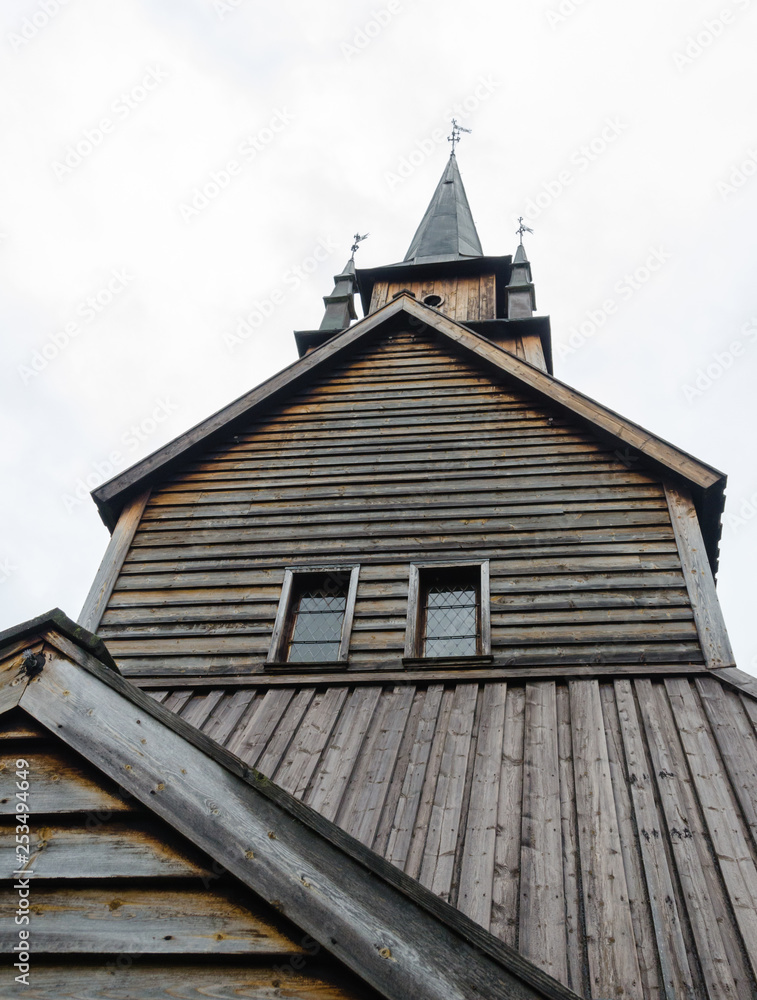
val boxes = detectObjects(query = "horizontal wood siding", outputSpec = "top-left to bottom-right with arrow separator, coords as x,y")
99,327 -> 701,678
0,709 -> 379,1000
158,675 -> 757,1000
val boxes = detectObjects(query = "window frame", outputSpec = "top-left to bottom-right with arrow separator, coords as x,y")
266,565 -> 360,668
404,560 -> 491,661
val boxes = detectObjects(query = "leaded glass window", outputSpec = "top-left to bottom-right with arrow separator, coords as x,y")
287,576 -> 348,662
404,562 -> 490,661
422,572 -> 479,657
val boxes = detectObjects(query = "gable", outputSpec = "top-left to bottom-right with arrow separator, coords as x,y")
0,707 -> 378,999
91,298 -> 724,556
95,323 -> 703,679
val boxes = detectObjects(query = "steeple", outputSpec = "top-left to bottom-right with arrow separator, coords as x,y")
318,257 -> 359,333
293,240 -> 365,357
505,240 -> 536,320
403,153 -> 484,265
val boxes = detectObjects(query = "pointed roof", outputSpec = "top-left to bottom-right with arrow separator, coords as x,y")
0,609 -> 581,1000
403,154 -> 483,264
318,257 -> 359,333
506,240 -> 536,319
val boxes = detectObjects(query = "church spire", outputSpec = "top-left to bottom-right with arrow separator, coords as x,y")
505,223 -> 536,320
403,153 -> 484,265
318,257 -> 359,334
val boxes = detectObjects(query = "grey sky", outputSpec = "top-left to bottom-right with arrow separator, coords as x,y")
2,0 -> 755,673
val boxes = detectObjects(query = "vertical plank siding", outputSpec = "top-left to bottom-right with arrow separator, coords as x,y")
95,327 -> 701,678
150,676 -> 757,1000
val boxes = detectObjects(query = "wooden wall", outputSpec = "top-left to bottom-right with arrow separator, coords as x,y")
0,706 -> 380,999
369,275 -> 496,321
147,673 -> 757,1000
97,326 -> 702,679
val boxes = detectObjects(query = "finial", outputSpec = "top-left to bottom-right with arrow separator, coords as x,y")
516,217 -> 534,246
447,118 -> 472,155
350,232 -> 369,260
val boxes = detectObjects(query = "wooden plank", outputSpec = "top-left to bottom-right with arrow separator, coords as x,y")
337,685 -> 415,848
98,601 -> 694,633
129,664 -> 709,693
305,686 -> 382,822
0,819 -> 208,879
79,489 -> 151,631
19,650 -> 582,1000
102,585 -> 688,622
490,685 -> 525,948
404,687 -> 455,882
0,751 -> 134,816
569,679 -> 641,997
0,884 -> 304,955
14,961 -> 375,1000
0,708 -> 48,740
372,687 -> 426,858
254,688 -> 315,777
665,677 -> 757,981
457,682 -> 506,931
696,675 -> 757,857
384,685 -> 444,869
162,689 -> 193,713
274,686 -> 348,797
614,679 -> 695,1000
201,688 -> 256,746
419,684 -> 478,902
555,684 -> 584,996
179,688 -> 225,729
636,678 -> 741,1000
598,682 -> 661,999
665,484 -> 734,668
518,682 -> 567,983
225,688 -> 293,764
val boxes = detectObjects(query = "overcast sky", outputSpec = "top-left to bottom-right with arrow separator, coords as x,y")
2,0 -> 755,674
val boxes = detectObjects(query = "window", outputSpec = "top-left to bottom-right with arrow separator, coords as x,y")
267,566 -> 359,667
404,561 -> 491,661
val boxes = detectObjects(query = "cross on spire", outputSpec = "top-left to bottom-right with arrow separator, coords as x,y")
350,232 -> 369,260
447,118 -> 472,155
516,217 -> 534,246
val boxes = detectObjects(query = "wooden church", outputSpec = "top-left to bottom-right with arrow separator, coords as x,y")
3,147 -> 757,1000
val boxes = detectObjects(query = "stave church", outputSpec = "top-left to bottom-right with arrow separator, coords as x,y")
3,140 -> 757,1000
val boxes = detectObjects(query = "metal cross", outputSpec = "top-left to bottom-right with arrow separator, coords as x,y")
516,217 -> 534,245
447,118 -> 472,154
350,232 -> 369,259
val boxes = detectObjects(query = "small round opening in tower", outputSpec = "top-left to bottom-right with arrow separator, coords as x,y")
423,294 -> 444,308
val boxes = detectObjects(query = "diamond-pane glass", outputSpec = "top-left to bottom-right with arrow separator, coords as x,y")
287,578 -> 347,663
423,579 -> 477,657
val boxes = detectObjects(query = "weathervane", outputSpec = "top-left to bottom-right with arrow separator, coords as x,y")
447,118 -> 472,154
350,232 -> 369,260
516,217 -> 534,245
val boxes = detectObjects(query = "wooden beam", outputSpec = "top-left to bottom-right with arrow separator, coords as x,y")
19,648 -> 580,1000
79,489 -> 151,632
664,484 -> 735,669
131,663 -> 710,690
